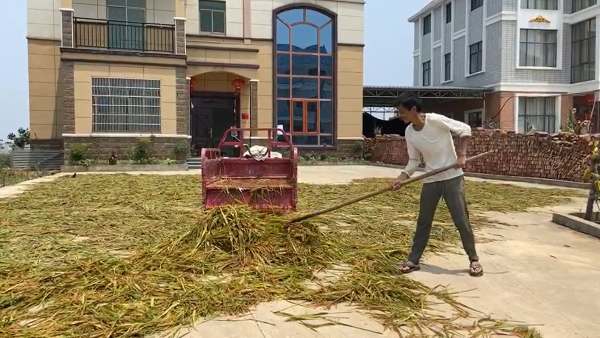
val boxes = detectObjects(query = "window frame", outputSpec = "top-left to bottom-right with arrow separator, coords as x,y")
520,0 -> 559,10
471,0 -> 483,11
199,0 -> 226,34
469,41 -> 483,74
274,7 -> 335,147
517,96 -> 557,133
444,53 -> 451,82
573,0 -> 598,13
464,110 -> 483,128
571,18 -> 596,83
422,61 -> 431,86
91,77 -> 162,133
445,3 -> 452,24
422,14 -> 431,35
519,29 -> 558,68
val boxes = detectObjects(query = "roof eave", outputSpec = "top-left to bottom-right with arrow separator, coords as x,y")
407,1 -> 442,23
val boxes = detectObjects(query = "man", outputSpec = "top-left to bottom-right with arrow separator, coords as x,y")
392,92 -> 483,277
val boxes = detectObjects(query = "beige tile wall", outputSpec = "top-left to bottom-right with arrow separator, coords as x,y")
72,0 -> 176,24
28,39 -> 63,140
185,0 -> 244,37
27,0 -> 61,39
72,64 -> 177,134
337,44 -> 363,139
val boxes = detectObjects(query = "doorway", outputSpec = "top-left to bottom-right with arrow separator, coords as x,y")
190,92 -> 240,157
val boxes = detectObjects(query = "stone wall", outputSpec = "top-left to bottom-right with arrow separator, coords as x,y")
63,137 -> 189,162
367,129 -> 591,182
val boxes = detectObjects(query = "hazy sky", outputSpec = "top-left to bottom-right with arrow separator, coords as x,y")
0,0 -> 430,139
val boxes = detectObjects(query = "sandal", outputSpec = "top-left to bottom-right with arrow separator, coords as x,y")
399,261 -> 421,274
469,261 -> 484,277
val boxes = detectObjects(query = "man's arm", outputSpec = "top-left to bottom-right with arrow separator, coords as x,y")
399,140 -> 422,179
431,114 -> 471,156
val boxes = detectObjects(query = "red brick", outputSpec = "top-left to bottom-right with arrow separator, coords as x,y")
365,129 -> 590,182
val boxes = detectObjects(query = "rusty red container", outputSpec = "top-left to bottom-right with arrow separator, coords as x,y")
201,128 -> 298,211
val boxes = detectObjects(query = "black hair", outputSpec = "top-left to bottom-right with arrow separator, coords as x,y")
393,92 -> 422,112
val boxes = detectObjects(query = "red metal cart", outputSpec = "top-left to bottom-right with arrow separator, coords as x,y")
201,128 -> 298,211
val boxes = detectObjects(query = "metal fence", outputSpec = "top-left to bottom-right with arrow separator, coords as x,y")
74,18 -> 175,53
9,149 -> 63,171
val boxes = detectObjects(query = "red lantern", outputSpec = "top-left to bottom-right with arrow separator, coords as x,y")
231,77 -> 245,92
189,77 -> 197,92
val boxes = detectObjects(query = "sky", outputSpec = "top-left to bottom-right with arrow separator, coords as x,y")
0,0 -> 430,139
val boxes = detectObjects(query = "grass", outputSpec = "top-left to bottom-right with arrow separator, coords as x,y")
0,174 -> 582,337
0,167 -> 50,188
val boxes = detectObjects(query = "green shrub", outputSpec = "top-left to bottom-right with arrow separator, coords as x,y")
131,138 -> 154,164
173,140 -> 189,160
68,144 -> 90,165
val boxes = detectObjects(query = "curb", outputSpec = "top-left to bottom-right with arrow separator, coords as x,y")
552,213 -> 600,239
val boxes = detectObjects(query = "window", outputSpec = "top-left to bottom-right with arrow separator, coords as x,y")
444,53 -> 451,81
521,0 -> 559,10
471,0 -> 483,11
91,78 -> 161,133
106,0 -> 145,50
445,3 -> 452,23
275,7 -> 334,146
423,14 -> 431,35
469,42 -> 483,74
518,97 -> 556,133
465,111 -> 482,128
572,18 -> 596,83
519,29 -> 557,67
422,61 -> 431,86
199,1 -> 226,34
573,0 -> 597,12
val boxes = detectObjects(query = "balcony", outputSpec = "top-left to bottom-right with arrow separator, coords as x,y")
73,18 -> 175,53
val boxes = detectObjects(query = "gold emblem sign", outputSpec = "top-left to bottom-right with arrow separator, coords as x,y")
529,15 -> 551,23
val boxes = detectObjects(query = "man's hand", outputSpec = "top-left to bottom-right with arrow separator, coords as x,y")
392,173 -> 409,190
455,153 -> 467,168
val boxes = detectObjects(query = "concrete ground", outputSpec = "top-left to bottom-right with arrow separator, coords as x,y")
2,166 -> 599,338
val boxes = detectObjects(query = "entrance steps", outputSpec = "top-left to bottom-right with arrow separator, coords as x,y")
186,157 -> 202,169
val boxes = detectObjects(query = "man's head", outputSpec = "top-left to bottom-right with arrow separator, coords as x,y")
393,92 -> 422,123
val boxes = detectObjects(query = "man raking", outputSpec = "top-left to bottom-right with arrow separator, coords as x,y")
392,92 -> 483,277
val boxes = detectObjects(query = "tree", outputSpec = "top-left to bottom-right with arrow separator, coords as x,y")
5,128 -> 30,150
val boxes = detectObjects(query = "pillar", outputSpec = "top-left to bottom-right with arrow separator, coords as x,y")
249,79 -> 259,137
60,8 -> 74,48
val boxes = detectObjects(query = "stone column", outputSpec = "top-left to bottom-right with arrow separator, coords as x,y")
176,69 -> 190,136
174,18 -> 186,55
62,62 -> 75,134
249,79 -> 259,137
60,8 -> 74,48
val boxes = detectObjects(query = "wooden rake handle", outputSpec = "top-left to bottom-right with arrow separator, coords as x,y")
288,150 -> 495,223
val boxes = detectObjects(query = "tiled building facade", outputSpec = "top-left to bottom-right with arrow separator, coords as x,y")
26,0 -> 365,159
410,0 -> 600,132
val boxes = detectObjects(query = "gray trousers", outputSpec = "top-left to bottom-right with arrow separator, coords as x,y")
408,175 -> 479,264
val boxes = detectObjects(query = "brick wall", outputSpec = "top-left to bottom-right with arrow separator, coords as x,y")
367,129 -> 591,182
63,137 -> 188,162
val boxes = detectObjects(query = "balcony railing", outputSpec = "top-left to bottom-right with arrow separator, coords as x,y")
73,18 -> 175,53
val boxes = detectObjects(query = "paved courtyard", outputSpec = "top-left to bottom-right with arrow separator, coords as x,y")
1,166 -> 599,338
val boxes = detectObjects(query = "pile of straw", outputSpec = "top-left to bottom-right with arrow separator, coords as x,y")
0,175 -> 578,337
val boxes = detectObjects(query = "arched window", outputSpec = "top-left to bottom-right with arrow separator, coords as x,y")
275,7 -> 335,146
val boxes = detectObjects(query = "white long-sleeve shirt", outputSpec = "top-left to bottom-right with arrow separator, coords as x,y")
402,113 -> 472,183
